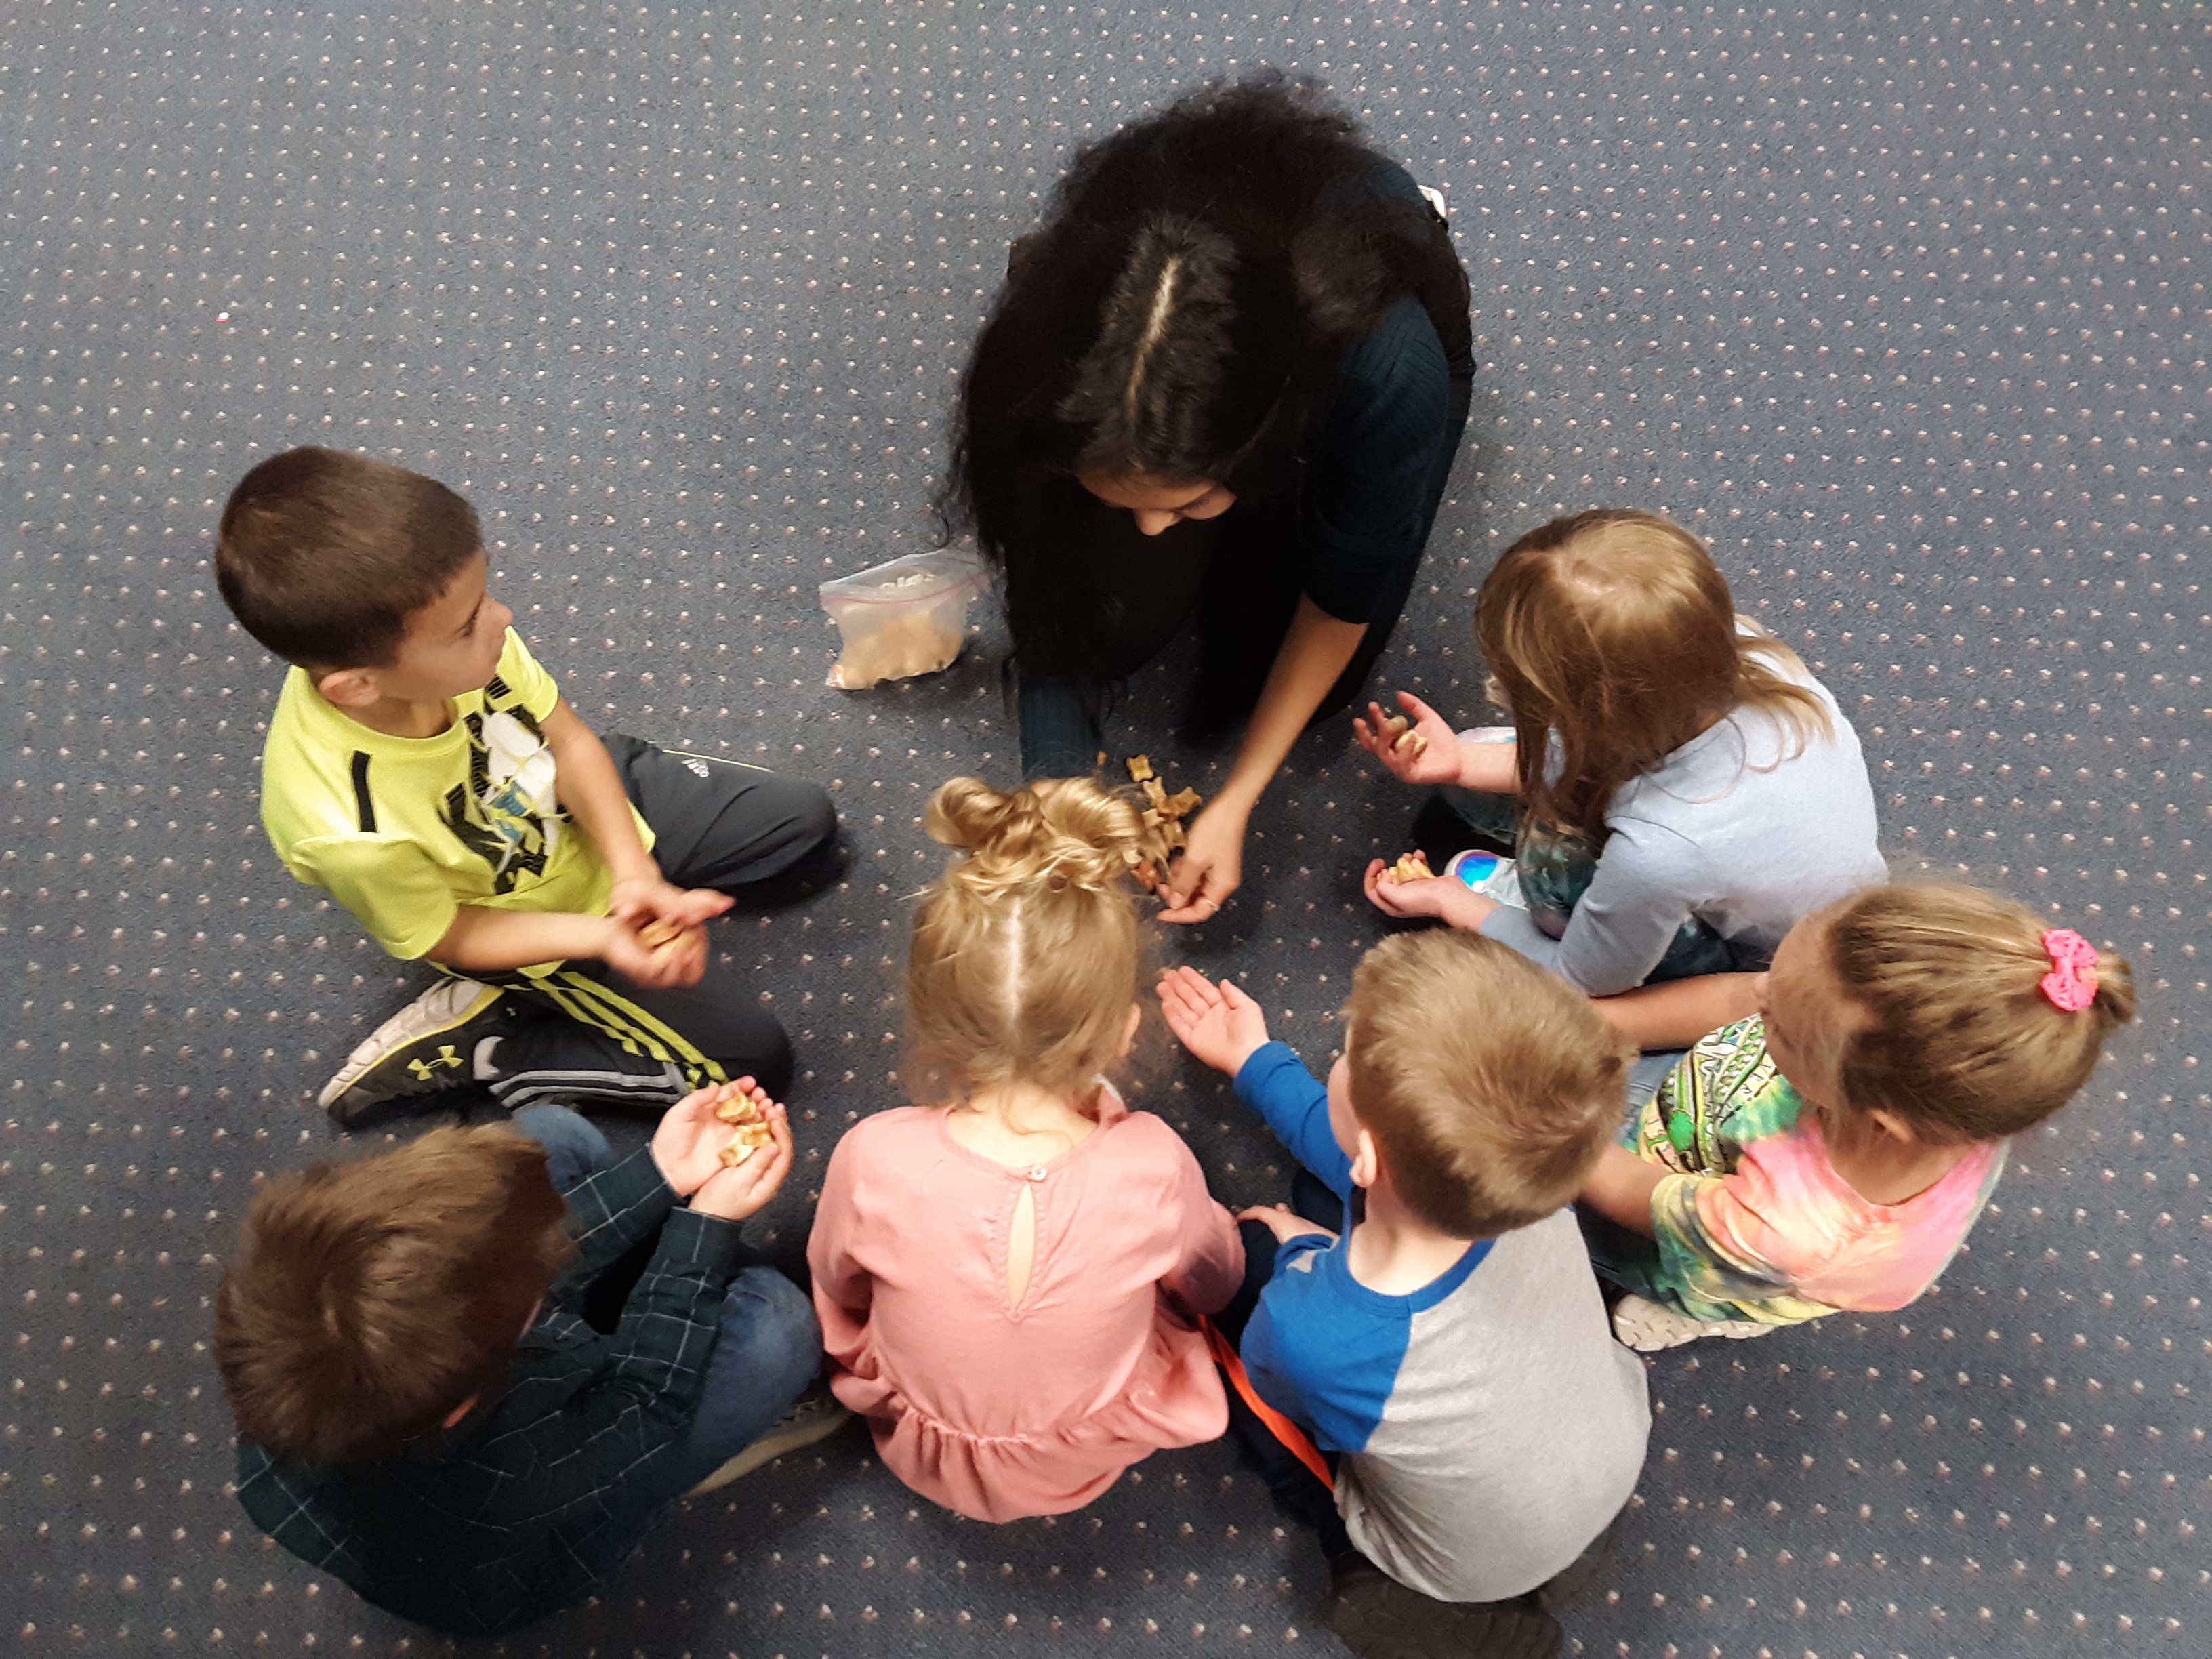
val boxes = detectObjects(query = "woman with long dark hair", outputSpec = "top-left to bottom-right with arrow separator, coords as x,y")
942,73 -> 1475,924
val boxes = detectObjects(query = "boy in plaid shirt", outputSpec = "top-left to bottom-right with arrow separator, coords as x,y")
215,1085 -> 842,1637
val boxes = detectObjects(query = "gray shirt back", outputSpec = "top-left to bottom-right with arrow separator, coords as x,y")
1336,1209 -> 1653,1601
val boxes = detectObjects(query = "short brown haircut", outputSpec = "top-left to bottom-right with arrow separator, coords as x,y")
213,447 -> 483,669
1346,930 -> 1632,1238
213,1124 -> 574,1463
1824,884 -> 2137,1143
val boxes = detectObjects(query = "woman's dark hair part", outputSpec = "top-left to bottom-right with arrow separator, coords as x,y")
943,71 -> 1467,678
1054,215 -> 1268,486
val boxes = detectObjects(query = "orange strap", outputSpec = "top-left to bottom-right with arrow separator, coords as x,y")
1200,1315 -> 1334,1492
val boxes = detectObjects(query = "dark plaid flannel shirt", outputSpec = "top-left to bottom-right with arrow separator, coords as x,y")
232,1147 -> 741,1637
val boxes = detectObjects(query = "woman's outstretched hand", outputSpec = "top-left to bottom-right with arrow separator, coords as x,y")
1351,691 -> 1462,787
1160,801 -> 1246,924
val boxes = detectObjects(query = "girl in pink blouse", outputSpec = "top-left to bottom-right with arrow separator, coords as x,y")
807,776 -> 1244,1522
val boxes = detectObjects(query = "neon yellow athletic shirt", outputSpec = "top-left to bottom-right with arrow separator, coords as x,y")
258,630 -> 651,968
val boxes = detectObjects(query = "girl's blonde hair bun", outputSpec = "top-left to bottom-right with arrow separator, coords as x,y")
924,774 -> 1147,899
909,776 -> 1152,1103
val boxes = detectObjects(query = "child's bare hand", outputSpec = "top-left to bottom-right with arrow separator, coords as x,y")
609,874 -> 732,935
1156,966 -> 1271,1076
1351,691 -> 1460,787
1363,859 -> 1498,930
1236,1202 -> 1336,1246
600,914 -> 710,989
691,1098 -> 795,1223
651,1078 -> 771,1197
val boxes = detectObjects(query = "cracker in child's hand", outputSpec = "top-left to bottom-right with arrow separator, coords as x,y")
636,918 -> 686,950
718,1122 -> 775,1168
713,1089 -> 776,1168
1386,853 -> 1435,884
1379,712 -> 1429,759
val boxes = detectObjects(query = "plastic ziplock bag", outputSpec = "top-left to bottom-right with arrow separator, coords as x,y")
819,550 -> 986,690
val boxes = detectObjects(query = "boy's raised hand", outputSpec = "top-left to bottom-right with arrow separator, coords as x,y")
691,1096 -> 795,1223
651,1079 -> 772,1197
1157,966 -> 1272,1077
1351,691 -> 1460,787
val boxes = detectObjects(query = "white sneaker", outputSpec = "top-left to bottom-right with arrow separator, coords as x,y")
316,978 -> 516,1124
687,1387 -> 853,1496
1610,1293 -> 1775,1353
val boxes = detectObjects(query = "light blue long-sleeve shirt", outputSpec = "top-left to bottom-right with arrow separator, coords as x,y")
1481,672 -> 1885,995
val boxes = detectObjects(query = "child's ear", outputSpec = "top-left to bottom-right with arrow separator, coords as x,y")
1349,1126 -> 1382,1192
1118,1002 -> 1142,1059
1864,1107 -> 1921,1147
314,665 -> 383,709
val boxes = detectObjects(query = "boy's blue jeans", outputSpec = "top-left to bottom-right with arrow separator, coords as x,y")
512,1105 -> 821,1532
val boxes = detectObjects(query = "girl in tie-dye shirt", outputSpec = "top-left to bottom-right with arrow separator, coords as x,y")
1578,884 -> 2137,1351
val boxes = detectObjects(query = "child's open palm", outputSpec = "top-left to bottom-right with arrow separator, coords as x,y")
691,1102 -> 794,1223
1157,966 -> 1271,1077
1351,691 -> 1461,787
651,1078 -> 775,1197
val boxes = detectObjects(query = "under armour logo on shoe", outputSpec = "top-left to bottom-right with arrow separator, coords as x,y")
407,1045 -> 466,1080
682,758 -> 712,778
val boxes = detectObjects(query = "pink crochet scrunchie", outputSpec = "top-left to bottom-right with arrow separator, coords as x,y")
2039,928 -> 2100,1012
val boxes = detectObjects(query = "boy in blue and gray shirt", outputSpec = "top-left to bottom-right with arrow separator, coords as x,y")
1158,930 -> 1650,1657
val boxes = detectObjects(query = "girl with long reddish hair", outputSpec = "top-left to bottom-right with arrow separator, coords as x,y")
1355,509 -> 1886,1047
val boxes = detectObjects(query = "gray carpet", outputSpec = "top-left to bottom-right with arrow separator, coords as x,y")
3,0 -> 2205,1654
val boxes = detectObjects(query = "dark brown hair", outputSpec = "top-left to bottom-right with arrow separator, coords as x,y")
1824,884 -> 2137,1143
214,447 -> 483,669
213,1124 -> 574,1463
1346,929 -> 1631,1237
1477,508 -> 1833,844
944,71 -> 1472,679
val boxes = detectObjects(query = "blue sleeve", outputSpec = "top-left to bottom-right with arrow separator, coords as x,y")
1233,1042 -> 1355,1202
1242,1242 -> 1406,1455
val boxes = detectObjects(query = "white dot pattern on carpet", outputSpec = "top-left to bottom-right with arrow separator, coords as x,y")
3,1 -> 2204,1654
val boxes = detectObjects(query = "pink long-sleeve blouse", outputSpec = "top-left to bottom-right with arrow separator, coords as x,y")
807,1084 -> 1244,1522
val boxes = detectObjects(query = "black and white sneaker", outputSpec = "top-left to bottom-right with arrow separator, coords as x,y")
317,978 -> 518,1125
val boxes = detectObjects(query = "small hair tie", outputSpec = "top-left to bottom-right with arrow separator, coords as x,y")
2039,928 -> 2100,1012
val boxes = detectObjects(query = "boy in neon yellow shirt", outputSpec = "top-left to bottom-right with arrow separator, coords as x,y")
218,447 -> 841,1123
